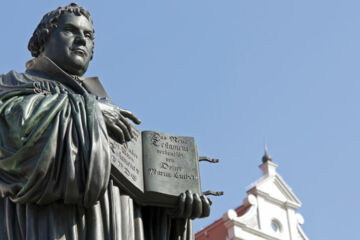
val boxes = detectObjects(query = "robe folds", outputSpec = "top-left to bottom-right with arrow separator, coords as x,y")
0,57 -> 193,240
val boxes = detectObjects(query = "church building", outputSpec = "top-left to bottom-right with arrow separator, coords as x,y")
195,149 -> 308,240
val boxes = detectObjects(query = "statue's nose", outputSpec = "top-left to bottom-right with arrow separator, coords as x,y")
74,34 -> 86,46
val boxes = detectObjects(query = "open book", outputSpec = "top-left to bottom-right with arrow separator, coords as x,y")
110,127 -> 202,208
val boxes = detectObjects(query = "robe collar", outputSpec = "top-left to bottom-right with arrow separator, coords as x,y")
25,56 -> 110,99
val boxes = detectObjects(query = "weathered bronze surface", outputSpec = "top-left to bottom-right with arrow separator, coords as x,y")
0,3 -> 210,240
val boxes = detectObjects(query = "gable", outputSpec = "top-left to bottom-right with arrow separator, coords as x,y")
249,174 -> 301,207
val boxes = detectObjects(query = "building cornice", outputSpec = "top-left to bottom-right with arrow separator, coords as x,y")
225,220 -> 282,240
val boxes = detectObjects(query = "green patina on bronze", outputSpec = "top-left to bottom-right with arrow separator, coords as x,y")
0,3 -> 211,240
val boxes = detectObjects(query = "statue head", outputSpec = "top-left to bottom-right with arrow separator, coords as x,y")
28,3 -> 95,76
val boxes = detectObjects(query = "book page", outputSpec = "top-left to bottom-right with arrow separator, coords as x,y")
110,126 -> 144,192
142,131 -> 201,197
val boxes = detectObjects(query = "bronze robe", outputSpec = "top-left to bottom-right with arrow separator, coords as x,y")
0,57 -> 193,240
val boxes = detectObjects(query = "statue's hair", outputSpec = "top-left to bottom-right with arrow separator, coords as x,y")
28,3 -> 95,58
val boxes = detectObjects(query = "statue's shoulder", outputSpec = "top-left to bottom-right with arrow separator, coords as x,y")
0,70 -> 33,87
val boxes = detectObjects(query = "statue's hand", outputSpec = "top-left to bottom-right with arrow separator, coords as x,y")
98,102 -> 141,143
172,190 -> 211,219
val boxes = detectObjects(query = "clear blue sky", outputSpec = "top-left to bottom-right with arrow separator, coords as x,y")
1,1 -> 359,239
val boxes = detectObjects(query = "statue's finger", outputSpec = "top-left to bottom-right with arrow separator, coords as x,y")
201,195 -> 211,218
184,190 -> 193,218
118,113 -> 134,138
115,117 -> 132,141
108,124 -> 125,143
191,193 -> 202,219
176,192 -> 186,217
120,109 -> 142,125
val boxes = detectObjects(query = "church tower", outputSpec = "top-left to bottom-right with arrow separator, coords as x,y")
196,149 -> 308,240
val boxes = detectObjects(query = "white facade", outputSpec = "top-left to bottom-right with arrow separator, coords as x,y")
222,155 -> 308,240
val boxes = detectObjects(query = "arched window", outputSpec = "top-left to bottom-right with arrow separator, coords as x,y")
271,219 -> 282,233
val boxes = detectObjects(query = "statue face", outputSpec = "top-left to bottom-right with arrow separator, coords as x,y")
41,13 -> 94,76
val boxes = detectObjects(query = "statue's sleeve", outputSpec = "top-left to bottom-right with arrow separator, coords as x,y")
0,83 -> 111,207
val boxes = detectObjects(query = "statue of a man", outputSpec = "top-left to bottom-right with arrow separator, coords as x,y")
0,3 -> 210,240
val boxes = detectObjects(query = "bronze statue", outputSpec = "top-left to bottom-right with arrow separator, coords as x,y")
0,3 -> 210,240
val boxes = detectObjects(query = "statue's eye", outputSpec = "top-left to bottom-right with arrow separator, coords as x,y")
63,26 -> 76,33
85,32 -> 92,38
